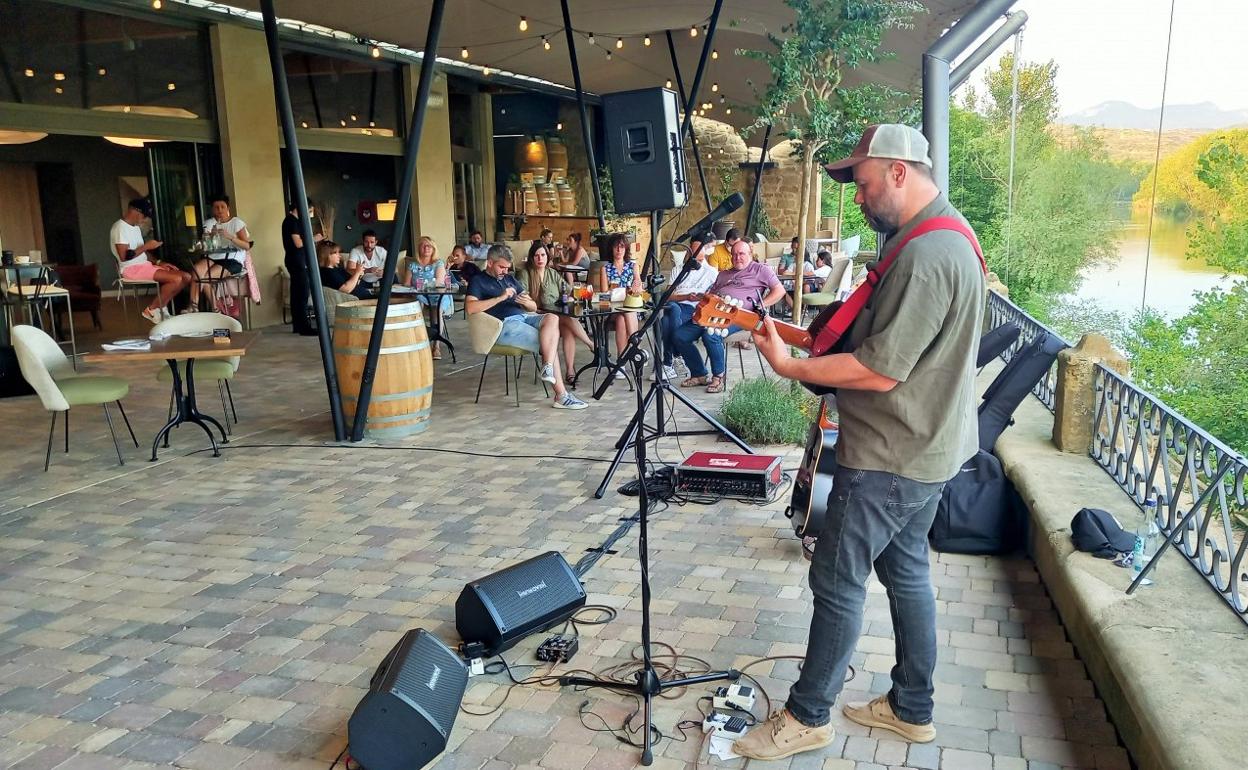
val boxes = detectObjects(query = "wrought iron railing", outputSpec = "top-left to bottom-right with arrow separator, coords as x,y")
985,290 -> 1069,412
1091,364 -> 1248,625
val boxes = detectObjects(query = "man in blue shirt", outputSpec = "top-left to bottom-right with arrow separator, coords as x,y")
466,244 -> 588,410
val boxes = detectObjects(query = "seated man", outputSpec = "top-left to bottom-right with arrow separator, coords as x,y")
656,232 -> 719,381
707,227 -> 741,271
778,237 -> 815,276
112,198 -> 192,323
464,229 -> 490,261
674,238 -> 786,392
466,245 -> 588,410
348,229 -> 387,284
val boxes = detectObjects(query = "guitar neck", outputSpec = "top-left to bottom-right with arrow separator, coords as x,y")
731,310 -> 813,351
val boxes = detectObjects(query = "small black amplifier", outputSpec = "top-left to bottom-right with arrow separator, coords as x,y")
536,634 -> 579,663
675,451 -> 783,500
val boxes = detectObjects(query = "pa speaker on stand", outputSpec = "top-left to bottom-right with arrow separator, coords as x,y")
601,87 -> 688,214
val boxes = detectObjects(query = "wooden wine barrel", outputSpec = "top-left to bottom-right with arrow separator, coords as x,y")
521,181 -> 539,215
333,298 -> 433,439
546,136 -> 568,182
515,135 -> 548,180
537,182 -> 560,215
557,182 -> 576,215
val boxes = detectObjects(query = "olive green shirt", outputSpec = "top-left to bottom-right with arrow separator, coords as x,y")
517,266 -> 571,311
835,194 -> 985,483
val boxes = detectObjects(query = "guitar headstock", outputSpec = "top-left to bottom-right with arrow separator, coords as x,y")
692,294 -> 759,337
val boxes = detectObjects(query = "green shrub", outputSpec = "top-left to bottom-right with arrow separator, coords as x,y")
719,377 -> 818,446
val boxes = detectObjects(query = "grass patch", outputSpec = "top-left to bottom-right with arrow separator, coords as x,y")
719,376 -> 819,446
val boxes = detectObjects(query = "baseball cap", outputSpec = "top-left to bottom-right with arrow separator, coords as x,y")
824,124 -> 933,183
128,198 -> 153,218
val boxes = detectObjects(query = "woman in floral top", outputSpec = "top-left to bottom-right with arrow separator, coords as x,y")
594,233 -> 643,366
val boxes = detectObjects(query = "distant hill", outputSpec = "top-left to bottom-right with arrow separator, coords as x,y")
1061,100 -> 1248,130
1051,124 -> 1216,165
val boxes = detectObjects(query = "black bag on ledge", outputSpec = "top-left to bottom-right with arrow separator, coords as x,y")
929,449 -> 1025,554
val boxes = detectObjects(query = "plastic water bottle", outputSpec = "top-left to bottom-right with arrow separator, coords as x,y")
1132,496 -> 1161,586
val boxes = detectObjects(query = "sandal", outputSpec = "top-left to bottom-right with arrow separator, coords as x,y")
705,375 -> 725,394
680,376 -> 708,388
432,347 -> 442,360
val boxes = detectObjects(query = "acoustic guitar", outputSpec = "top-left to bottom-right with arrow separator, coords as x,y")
691,294 -> 846,356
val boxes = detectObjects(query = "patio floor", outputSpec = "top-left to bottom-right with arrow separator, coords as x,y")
0,307 -> 1130,769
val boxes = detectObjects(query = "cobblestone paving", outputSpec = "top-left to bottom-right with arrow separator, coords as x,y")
0,315 -> 1128,769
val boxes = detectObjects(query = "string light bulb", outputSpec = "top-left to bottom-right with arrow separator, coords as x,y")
557,122 -> 563,130
606,50 -> 612,61
720,95 -> 726,104
98,66 -> 107,76
543,37 -> 550,50
711,82 -> 718,92
350,113 -> 358,122
152,0 -> 162,8
518,16 -> 528,32
371,43 -> 381,58
167,82 -> 176,91
53,72 -> 66,81
725,107 -> 731,115
665,79 -> 672,88
340,119 -> 347,127
23,68 -> 34,78
300,120 -> 308,128
644,35 -> 651,46
461,47 -> 469,59
588,32 -> 595,45
616,37 -> 623,49
482,66 -> 491,76
690,25 -> 698,37
55,86 -> 64,94
712,49 -> 719,59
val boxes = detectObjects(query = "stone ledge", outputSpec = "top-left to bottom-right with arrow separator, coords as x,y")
992,388 -> 1247,770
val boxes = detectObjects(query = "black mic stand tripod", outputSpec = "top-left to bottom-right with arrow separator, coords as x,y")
560,211 -> 740,763
591,210 -> 753,499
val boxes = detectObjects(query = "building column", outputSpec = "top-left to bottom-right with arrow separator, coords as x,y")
210,23 -> 288,328
402,66 -> 455,252
470,90 -> 496,240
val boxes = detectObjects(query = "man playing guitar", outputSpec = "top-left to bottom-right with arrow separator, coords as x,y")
729,124 -> 986,761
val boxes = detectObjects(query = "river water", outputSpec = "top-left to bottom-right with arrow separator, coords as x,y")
1067,213 -> 1236,318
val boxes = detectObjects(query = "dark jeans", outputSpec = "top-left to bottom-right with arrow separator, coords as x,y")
673,317 -> 738,378
660,302 -> 695,366
787,465 -> 946,728
285,252 -> 313,331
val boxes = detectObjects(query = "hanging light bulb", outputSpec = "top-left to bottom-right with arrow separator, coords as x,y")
350,113 -> 358,122
665,79 -> 672,88
166,82 -> 176,91
53,72 -> 66,81
300,120 -> 308,128
690,25 -> 698,37
97,66 -> 107,76
371,43 -> 381,59
55,86 -> 64,94
719,95 -> 726,104
725,107 -> 732,115
543,37 -> 550,50
616,37 -> 623,49
644,35 -> 652,47
557,122 -> 563,130
152,0 -> 162,8
711,82 -> 718,92
369,121 -> 375,127
482,66 -> 491,76
519,16 -> 528,32
588,32 -> 595,45
461,47 -> 469,59
23,67 -> 34,78
606,50 -> 613,61
712,49 -> 719,59
339,119 -> 347,127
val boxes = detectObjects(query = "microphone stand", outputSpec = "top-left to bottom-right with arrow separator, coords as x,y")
589,211 -> 753,499
563,220 -> 740,767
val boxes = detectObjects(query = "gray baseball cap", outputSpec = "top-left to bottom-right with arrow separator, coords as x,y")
824,124 -> 933,183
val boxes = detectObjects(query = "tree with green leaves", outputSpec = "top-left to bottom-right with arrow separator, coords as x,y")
742,0 -> 923,317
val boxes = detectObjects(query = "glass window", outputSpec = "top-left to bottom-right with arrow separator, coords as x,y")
283,48 -> 402,137
0,0 -> 211,120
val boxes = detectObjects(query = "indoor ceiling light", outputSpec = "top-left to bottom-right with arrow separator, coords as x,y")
0,130 -> 48,145
376,200 -> 397,221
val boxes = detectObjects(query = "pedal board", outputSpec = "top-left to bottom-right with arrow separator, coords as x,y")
536,634 -> 578,663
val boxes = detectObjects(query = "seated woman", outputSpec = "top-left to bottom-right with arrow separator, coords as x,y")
404,235 -> 455,359
519,240 -> 593,382
594,233 -> 643,374
317,240 -> 369,299
557,232 -> 592,282
446,243 -> 480,289
192,194 -> 250,311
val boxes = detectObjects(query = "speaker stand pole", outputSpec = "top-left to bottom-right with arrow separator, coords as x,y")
592,210 -> 753,499
561,300 -> 738,764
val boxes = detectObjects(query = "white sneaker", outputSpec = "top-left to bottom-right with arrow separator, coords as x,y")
613,369 -> 627,381
540,362 -> 557,384
141,307 -> 161,324
553,392 -> 588,410
161,307 -> 174,320
652,364 -> 679,382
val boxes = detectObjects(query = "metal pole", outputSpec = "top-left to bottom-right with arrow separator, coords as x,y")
559,0 -> 605,231
744,122 -> 773,237
259,0 -> 346,441
950,12 -> 1029,90
923,0 -> 1019,192
349,0 -> 447,441
679,0 -> 725,144
665,31 -> 712,212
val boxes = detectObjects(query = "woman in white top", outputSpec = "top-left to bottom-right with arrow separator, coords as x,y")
191,194 -> 250,310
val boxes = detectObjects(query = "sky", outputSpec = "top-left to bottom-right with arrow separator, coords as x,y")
957,0 -> 1245,116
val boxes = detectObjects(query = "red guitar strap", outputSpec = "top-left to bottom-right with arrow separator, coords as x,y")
810,216 -> 986,356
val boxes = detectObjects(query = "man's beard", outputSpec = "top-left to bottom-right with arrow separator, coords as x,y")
861,203 -> 901,234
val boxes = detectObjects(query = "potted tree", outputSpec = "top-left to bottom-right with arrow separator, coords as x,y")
712,164 -> 741,239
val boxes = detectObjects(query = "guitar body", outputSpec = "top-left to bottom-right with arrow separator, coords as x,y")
786,397 -> 838,537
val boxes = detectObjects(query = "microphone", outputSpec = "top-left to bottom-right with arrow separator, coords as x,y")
674,193 -> 745,244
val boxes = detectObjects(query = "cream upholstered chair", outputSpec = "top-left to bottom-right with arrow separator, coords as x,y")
151,312 -> 243,432
467,310 -> 547,407
12,325 -> 138,470
321,286 -> 356,330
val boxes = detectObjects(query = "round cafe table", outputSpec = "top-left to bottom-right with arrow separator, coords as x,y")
554,301 -> 647,391
390,285 -> 457,362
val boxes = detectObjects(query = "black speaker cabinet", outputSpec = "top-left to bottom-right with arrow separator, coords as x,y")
456,551 -> 586,656
348,629 -> 467,770
602,87 -> 688,214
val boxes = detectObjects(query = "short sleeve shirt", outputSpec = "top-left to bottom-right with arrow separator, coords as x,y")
349,245 -> 388,279
467,272 -> 526,321
708,261 -> 781,305
835,194 -> 985,483
203,216 -> 247,263
668,262 -> 717,306
110,219 -> 147,269
281,215 -> 302,262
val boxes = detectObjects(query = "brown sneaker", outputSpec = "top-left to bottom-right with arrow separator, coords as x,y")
842,695 -> 936,743
732,709 -> 834,760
